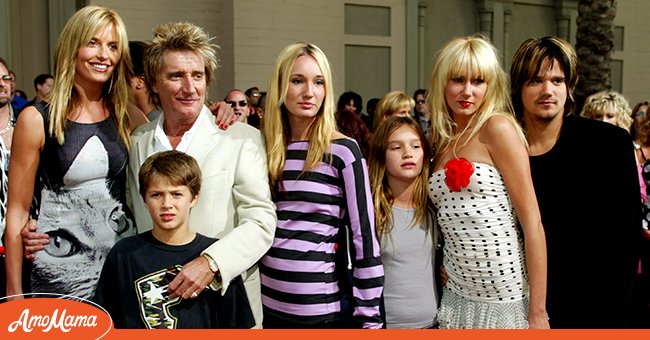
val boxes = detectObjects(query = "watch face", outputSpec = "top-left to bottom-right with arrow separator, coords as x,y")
203,254 -> 218,272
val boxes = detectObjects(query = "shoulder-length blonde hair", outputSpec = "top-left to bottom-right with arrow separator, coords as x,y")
427,35 -> 526,153
264,42 -> 337,194
369,115 -> 432,241
373,90 -> 415,131
48,5 -> 131,147
580,90 -> 633,131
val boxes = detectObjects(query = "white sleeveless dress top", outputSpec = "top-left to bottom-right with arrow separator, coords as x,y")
428,162 -> 528,303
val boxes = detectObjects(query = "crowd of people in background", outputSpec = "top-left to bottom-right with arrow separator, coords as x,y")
0,4 -> 648,331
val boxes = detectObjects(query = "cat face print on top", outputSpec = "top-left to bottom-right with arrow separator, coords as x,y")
31,135 -> 133,299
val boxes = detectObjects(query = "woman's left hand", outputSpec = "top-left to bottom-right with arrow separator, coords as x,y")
208,101 -> 238,130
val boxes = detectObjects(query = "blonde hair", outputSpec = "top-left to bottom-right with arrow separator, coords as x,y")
580,90 -> 633,131
427,35 -> 526,153
49,5 -> 131,146
264,42 -> 337,194
369,115 -> 433,241
144,22 -> 220,109
373,90 -> 415,131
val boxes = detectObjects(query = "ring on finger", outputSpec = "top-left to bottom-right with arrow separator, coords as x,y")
191,291 -> 198,299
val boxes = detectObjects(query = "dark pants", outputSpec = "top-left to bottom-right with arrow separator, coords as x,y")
626,240 -> 650,328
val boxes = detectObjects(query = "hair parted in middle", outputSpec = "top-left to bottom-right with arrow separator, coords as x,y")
138,150 -> 202,200
509,36 -> 578,120
263,42 -> 337,193
369,115 -> 433,241
49,5 -> 132,147
336,91 -> 363,115
144,21 -> 220,110
427,34 -> 526,154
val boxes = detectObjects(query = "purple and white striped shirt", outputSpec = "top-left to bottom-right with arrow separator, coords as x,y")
260,138 -> 384,328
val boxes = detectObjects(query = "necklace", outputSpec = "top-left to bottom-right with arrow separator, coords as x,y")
0,122 -> 12,135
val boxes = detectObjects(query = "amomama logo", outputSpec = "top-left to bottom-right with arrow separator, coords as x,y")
0,294 -> 112,339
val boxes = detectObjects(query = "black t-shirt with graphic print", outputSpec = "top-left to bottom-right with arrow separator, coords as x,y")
92,231 -> 254,329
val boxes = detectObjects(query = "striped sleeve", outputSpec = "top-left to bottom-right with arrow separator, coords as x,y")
334,139 -> 384,329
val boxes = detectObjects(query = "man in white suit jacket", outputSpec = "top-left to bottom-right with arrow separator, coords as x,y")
126,22 -> 276,328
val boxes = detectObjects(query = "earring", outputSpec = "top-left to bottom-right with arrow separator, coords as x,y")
107,75 -> 114,94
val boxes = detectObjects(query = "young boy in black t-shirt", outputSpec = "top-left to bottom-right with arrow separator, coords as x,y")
92,150 -> 254,329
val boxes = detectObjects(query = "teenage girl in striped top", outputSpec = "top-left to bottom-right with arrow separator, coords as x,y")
259,42 -> 384,329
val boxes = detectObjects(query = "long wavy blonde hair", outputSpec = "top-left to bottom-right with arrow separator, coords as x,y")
48,5 -> 132,147
369,115 -> 433,241
264,42 -> 337,194
427,35 -> 526,154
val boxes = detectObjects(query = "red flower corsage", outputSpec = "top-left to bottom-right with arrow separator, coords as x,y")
444,158 -> 474,192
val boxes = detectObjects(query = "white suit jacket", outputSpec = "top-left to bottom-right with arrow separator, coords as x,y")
126,107 -> 276,327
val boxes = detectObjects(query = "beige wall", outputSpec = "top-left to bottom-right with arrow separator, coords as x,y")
0,0 -> 51,99
615,0 -> 650,107
229,0 -> 344,99
91,0 -> 229,101
95,0 -> 409,103
508,1 -> 558,63
421,0 -> 478,89
228,0 -> 410,103
88,0 -> 349,101
93,0 -> 352,101
3,0 -> 650,110
17,0 -> 51,99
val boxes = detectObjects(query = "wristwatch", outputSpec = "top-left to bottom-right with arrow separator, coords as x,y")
202,253 -> 219,273
201,253 -> 219,274
202,253 -> 223,290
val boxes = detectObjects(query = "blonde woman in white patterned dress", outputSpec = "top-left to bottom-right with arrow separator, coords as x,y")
426,35 -> 549,328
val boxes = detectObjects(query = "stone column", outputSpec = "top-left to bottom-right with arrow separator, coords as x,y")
418,0 -> 427,88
